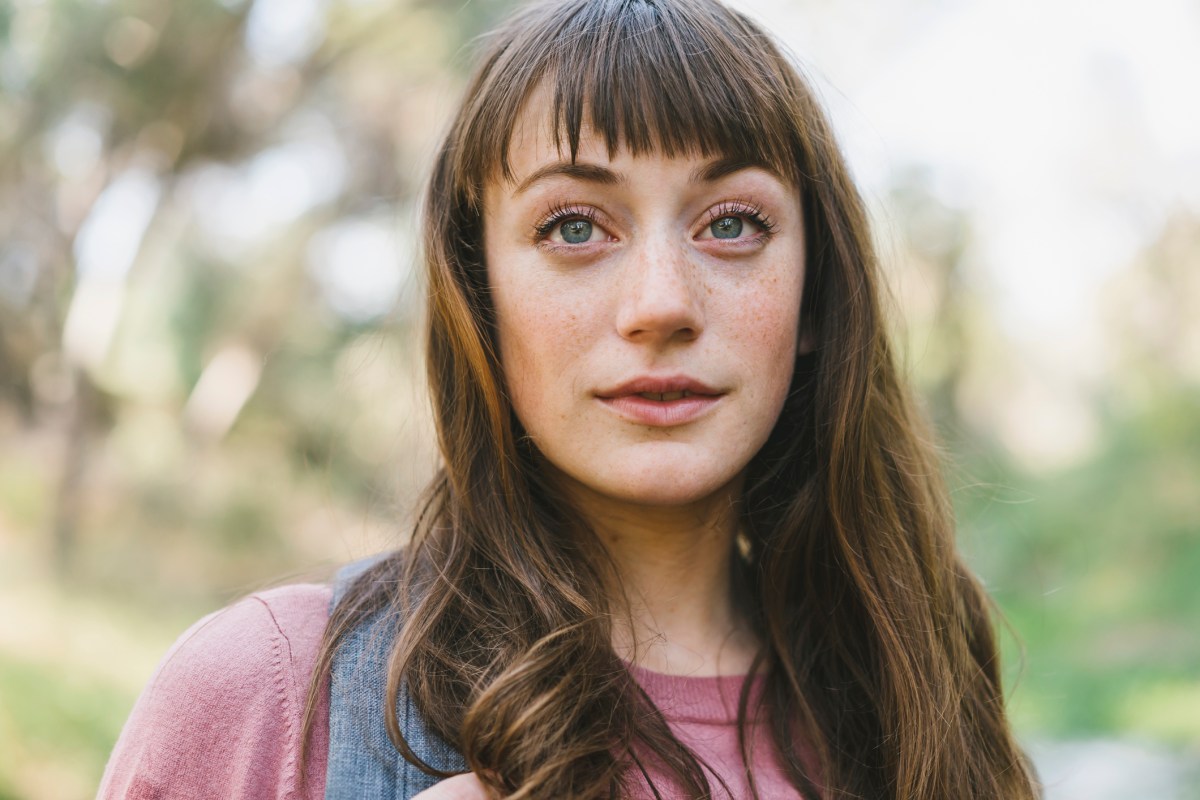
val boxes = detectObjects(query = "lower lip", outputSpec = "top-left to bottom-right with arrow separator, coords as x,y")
598,394 -> 723,426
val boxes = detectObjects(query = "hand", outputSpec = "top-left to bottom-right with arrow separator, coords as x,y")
411,772 -> 492,800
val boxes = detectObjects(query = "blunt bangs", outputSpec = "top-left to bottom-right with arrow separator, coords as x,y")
456,0 -> 809,201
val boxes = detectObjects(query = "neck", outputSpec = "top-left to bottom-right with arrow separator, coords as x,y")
564,481 -> 760,677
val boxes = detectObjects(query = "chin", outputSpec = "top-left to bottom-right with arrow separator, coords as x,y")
573,459 -> 745,510
608,482 -> 721,508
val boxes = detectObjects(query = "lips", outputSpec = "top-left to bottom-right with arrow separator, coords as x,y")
635,390 -> 694,401
597,376 -> 722,398
595,375 -> 725,426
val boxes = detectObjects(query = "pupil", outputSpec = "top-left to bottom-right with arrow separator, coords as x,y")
561,219 -> 592,243
712,216 -> 742,239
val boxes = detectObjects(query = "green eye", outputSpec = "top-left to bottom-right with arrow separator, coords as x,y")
561,219 -> 593,243
711,216 -> 743,239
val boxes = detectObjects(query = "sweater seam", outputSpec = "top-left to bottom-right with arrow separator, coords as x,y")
252,594 -> 302,799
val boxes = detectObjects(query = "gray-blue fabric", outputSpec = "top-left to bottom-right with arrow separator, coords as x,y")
325,557 -> 467,799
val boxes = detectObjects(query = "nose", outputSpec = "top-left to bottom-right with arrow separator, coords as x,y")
614,241 -> 705,345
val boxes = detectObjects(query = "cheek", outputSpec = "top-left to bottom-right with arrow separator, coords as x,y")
493,275 -> 589,423
731,278 -> 803,392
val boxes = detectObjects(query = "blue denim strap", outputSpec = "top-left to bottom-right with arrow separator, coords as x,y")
325,556 -> 467,799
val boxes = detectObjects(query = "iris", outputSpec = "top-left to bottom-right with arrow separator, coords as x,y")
561,219 -> 592,243
711,216 -> 742,239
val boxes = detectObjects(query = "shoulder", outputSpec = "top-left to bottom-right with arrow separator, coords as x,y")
161,583 -> 333,681
99,583 -> 333,800
142,583 -> 332,719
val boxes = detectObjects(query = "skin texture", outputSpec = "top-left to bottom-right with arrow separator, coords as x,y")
482,96 -> 807,678
485,112 -> 806,514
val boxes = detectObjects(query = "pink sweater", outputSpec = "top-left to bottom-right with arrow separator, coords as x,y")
99,584 -> 804,799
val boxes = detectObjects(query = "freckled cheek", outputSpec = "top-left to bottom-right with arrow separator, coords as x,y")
497,293 -> 590,421
728,286 -> 802,391
736,279 -> 800,337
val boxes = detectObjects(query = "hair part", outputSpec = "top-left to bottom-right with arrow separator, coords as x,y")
303,1 -> 1042,797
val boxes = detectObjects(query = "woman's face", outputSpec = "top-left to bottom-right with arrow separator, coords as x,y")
482,104 -> 806,511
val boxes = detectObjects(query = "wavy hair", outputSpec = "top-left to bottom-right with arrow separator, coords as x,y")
303,0 -> 1041,797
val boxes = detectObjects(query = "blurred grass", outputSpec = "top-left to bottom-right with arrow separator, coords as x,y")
0,654 -> 131,795
0,546 -> 201,798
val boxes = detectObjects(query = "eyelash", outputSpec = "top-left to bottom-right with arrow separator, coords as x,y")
531,199 -> 778,244
532,203 -> 600,241
703,200 -> 777,239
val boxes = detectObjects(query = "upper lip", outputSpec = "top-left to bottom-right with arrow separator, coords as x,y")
596,375 -> 723,398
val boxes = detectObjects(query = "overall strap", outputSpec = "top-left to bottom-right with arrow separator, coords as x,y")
325,556 -> 468,799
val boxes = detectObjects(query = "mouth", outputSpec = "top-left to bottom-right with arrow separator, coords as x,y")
597,375 -> 723,400
634,390 -> 698,402
596,376 -> 725,426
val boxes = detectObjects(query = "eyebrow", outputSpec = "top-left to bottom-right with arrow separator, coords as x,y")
512,162 -> 624,195
510,155 -> 774,196
689,156 -> 770,184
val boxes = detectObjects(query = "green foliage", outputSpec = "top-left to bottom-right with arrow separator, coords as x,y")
954,388 -> 1200,745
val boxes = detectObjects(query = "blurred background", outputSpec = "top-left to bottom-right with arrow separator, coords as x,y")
0,0 -> 1196,797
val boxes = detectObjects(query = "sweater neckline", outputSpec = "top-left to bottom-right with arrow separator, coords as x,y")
626,662 -> 765,725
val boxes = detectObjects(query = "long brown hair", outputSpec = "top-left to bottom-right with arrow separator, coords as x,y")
303,1 -> 1041,797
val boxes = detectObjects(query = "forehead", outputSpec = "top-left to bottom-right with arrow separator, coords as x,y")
503,85 -> 608,173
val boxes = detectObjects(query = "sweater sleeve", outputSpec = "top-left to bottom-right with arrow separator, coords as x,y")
97,584 -> 333,800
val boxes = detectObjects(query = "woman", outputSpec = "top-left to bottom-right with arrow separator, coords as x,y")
101,0 -> 1041,797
